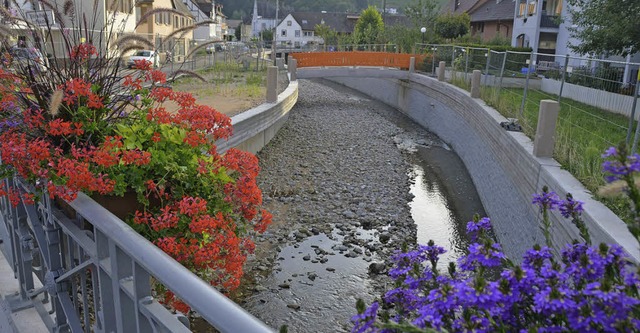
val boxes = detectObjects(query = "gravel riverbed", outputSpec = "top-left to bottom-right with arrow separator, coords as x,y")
229,79 -> 452,333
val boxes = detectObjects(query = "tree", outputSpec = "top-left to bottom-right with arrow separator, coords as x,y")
353,6 -> 384,45
261,29 -> 273,43
404,0 -> 439,30
314,23 -> 338,47
434,12 -> 470,40
234,22 -> 242,41
566,0 -> 640,56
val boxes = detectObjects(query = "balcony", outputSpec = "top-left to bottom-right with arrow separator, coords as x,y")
540,14 -> 560,29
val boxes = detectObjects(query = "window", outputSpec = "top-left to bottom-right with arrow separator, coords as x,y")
454,0 -> 460,10
302,20 -> 307,24
294,41 -> 300,48
261,22 -> 266,29
281,29 -> 286,37
155,13 -> 160,24
303,31 -> 313,37
174,16 -> 178,27
479,22 -> 484,33
287,20 -> 292,26
295,30 -> 300,37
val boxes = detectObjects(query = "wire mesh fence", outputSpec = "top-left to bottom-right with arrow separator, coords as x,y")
414,43 -> 640,196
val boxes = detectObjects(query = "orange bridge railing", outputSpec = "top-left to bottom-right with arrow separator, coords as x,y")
290,52 -> 427,70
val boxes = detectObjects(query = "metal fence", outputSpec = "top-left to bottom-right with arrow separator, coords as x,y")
0,174 -> 273,332
412,43 -> 640,198
415,43 -> 640,172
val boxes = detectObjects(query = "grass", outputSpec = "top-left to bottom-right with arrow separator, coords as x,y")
450,73 -> 636,222
172,58 -> 267,100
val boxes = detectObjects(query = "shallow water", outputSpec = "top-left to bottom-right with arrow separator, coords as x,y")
192,81 -> 486,332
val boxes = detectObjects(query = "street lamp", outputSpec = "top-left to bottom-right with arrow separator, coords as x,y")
420,27 -> 426,44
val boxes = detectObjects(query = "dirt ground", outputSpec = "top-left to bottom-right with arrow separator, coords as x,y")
165,69 -> 290,118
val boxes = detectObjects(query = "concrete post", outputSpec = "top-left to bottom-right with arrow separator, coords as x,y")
276,58 -> 284,70
409,57 -> 415,73
288,58 -> 297,81
533,100 -> 560,158
437,61 -> 446,81
471,70 -> 481,98
267,66 -> 278,103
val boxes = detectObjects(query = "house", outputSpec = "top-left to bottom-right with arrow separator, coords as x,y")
274,11 -> 410,48
135,0 -> 195,59
185,0 -> 227,42
442,0 -> 514,42
2,0 -> 137,58
240,16 -> 254,42
274,12 -> 361,48
467,0 -> 514,41
226,19 -> 242,41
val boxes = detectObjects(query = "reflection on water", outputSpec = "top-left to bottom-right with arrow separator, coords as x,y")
410,163 -> 467,264
409,145 -> 486,266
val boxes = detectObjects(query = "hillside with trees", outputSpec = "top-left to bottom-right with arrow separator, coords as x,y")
218,0 -> 417,19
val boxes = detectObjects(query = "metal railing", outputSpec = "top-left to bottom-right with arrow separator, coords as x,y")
0,175 -> 273,332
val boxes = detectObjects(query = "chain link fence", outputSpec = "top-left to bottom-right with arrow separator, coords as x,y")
415,43 -> 640,196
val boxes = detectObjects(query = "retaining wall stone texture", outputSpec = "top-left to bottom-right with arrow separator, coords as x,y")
329,75 -> 640,261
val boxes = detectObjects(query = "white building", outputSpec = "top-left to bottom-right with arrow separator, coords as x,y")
186,0 -> 227,42
3,0 -> 137,58
250,0 -> 280,38
511,0 -> 640,83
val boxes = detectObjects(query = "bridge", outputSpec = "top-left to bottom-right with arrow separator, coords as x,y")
0,51 -> 638,333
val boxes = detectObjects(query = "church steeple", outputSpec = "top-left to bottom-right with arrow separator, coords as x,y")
251,0 -> 259,37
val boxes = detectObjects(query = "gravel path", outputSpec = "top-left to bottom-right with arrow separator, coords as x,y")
235,79 -> 430,332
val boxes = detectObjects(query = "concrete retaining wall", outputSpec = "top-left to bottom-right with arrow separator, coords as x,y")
217,80 -> 299,154
329,75 -> 640,261
541,78 -> 639,119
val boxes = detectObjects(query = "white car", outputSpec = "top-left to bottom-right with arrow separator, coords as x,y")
127,50 -> 158,68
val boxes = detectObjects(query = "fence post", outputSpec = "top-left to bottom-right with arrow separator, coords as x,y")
451,47 -> 456,70
484,50 -> 491,86
533,100 -> 560,158
409,57 -> 415,73
464,48 -> 469,81
558,55 -> 570,103
471,70 -> 481,98
437,61 -> 446,81
266,66 -> 278,103
498,51 -> 507,94
629,76 -> 640,148
289,58 -> 297,81
519,53 -> 534,119
431,47 -> 436,75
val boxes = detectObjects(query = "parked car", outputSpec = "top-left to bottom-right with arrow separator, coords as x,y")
205,43 -> 225,54
9,47 -> 48,72
127,50 -> 158,68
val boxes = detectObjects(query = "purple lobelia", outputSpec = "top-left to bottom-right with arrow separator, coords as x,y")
352,146 -> 640,333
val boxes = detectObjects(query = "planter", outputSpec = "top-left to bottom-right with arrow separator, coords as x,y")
55,191 -> 153,222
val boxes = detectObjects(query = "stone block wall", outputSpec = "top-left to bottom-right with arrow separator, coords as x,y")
329,75 -> 639,261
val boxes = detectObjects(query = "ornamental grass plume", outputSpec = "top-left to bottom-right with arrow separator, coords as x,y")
352,146 -> 640,332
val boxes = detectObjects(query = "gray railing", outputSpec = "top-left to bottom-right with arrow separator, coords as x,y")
0,175 -> 273,332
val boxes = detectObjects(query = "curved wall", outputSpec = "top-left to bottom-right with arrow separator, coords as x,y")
329,75 -> 640,261
217,80 -> 298,154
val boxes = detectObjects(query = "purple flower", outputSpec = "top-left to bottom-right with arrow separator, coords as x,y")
466,217 -> 492,241
458,242 -> 505,271
559,196 -> 584,219
602,147 -> 618,158
532,190 -> 561,211
351,302 -> 380,333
